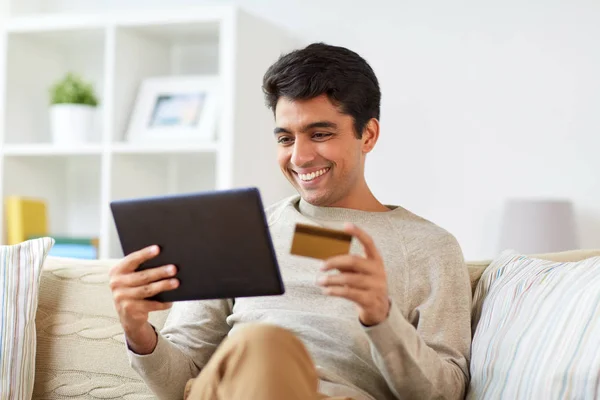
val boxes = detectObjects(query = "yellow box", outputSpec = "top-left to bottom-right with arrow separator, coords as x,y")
4,196 -> 48,245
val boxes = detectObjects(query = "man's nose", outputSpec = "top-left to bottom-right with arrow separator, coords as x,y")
290,138 -> 315,167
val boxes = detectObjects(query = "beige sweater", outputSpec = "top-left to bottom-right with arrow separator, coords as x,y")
128,196 -> 472,399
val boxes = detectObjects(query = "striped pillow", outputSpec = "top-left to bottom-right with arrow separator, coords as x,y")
468,250 -> 600,399
0,238 -> 54,400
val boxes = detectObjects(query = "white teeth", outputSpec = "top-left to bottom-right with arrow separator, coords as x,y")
298,168 -> 329,182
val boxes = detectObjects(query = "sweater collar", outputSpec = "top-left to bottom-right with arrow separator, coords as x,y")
296,196 -> 398,223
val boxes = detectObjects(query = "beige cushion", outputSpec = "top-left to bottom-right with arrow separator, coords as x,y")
466,248 -> 600,294
33,256 -> 169,399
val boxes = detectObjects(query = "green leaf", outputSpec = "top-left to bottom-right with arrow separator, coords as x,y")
49,72 -> 99,106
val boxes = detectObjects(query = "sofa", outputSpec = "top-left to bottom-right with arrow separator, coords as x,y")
26,249 -> 600,399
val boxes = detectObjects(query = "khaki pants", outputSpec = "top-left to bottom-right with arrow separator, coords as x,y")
184,324 -> 353,400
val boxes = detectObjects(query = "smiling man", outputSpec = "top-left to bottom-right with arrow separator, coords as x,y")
110,43 -> 472,400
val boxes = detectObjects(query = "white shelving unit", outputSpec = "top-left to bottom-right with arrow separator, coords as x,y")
0,4 -> 297,258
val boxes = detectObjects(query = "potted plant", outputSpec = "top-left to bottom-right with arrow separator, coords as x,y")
49,72 -> 99,145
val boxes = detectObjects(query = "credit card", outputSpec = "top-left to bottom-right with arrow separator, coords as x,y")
290,223 -> 352,260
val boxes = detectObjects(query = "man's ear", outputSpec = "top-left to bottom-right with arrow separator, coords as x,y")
361,118 -> 380,154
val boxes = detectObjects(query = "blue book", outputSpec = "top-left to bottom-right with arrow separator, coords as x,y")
48,243 -> 97,260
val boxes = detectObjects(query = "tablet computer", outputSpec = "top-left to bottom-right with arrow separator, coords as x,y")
110,187 -> 284,302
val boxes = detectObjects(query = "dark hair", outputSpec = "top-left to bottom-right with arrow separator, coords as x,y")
262,42 -> 380,138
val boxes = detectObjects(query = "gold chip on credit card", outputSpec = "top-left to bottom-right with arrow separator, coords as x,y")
290,223 -> 353,260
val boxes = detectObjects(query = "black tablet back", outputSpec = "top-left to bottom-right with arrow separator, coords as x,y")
110,187 -> 284,302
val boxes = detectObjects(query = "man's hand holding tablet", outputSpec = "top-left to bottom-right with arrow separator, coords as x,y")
108,244 -> 178,355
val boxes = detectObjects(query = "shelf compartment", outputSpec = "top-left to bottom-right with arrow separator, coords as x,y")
2,154 -> 102,241
111,22 -> 220,143
108,152 -> 217,258
4,27 -> 106,145
110,152 -> 217,201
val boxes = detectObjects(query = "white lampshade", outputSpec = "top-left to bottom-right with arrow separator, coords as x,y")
498,199 -> 579,254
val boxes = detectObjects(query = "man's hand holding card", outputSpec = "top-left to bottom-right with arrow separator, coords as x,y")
291,223 -> 390,327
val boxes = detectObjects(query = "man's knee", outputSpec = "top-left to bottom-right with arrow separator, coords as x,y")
185,323 -> 318,400
227,323 -> 316,380
217,323 -> 316,378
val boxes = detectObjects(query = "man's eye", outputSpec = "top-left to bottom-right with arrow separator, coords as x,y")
313,133 -> 332,140
277,136 -> 293,145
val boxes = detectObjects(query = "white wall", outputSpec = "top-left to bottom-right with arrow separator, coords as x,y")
9,0 -> 600,260
237,0 -> 600,260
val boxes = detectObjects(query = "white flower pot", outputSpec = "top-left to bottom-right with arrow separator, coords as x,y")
49,104 -> 96,145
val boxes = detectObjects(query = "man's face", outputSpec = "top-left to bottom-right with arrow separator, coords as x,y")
274,94 -> 367,207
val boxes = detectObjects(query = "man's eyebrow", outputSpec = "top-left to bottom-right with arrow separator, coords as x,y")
274,127 -> 291,134
303,121 -> 338,131
273,121 -> 338,135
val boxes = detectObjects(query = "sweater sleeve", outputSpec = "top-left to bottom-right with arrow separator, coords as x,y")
127,298 -> 233,400
364,234 -> 472,400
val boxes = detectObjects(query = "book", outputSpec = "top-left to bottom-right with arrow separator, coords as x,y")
4,196 -> 48,245
48,243 -> 97,259
28,235 -> 99,248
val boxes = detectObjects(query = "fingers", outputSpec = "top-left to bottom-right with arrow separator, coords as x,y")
110,245 -> 160,275
109,263 -> 177,292
321,254 -> 375,275
114,278 -> 179,302
322,285 -> 369,306
343,223 -> 381,261
121,264 -> 178,288
317,272 -> 372,290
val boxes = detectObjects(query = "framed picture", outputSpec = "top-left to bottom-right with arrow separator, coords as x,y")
126,76 -> 219,143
